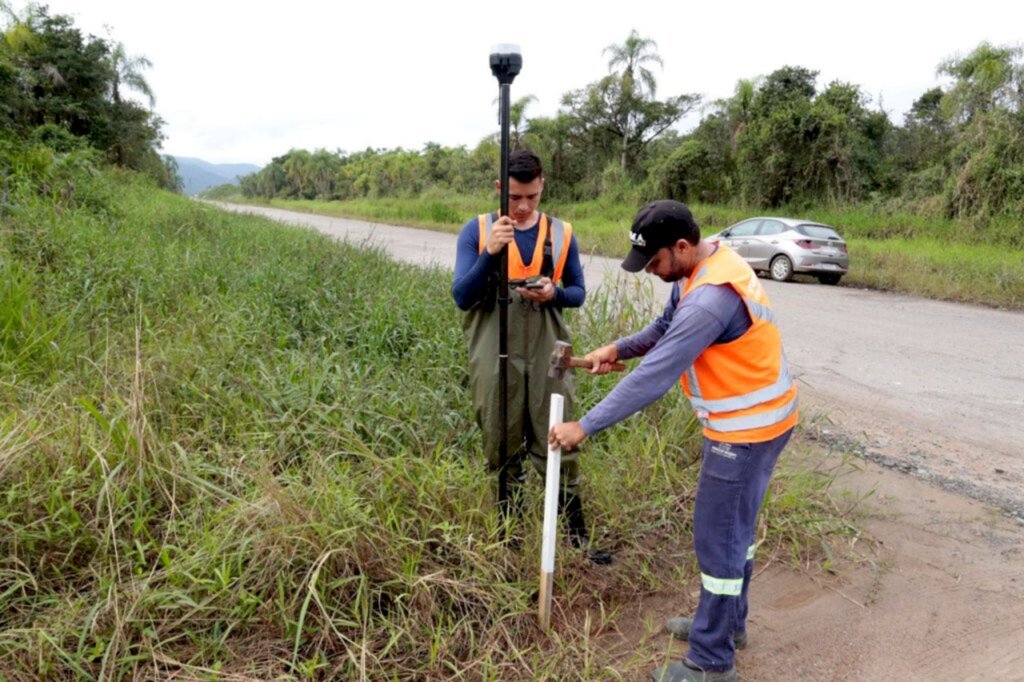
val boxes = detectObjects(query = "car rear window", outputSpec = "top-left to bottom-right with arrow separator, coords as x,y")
798,224 -> 842,240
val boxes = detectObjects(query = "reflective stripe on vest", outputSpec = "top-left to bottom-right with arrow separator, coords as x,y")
686,352 -> 793,413
701,573 -> 743,596
704,397 -> 799,433
747,544 -> 756,561
477,213 -> 572,283
679,244 -> 798,442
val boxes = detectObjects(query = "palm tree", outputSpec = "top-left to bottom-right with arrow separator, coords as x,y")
602,30 -> 665,170
282,149 -> 312,198
724,78 -> 760,151
939,42 -> 1023,123
493,94 -> 537,150
108,41 -> 154,108
510,94 -> 537,149
104,41 -> 155,166
309,148 -> 338,199
603,29 -> 663,98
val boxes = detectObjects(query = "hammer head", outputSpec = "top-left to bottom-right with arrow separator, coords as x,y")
548,340 -> 573,380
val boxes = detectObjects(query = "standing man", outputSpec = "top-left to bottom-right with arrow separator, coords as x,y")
452,149 -> 610,565
548,200 -> 798,681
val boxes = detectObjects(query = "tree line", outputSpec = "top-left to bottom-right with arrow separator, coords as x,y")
0,2 -> 177,204
2,4 -> 1020,225
241,33 -> 1024,223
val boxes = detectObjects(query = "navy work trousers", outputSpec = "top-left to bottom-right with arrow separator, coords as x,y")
686,427 -> 793,672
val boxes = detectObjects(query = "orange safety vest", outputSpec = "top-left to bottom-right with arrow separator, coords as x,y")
476,212 -> 573,282
679,244 -> 798,443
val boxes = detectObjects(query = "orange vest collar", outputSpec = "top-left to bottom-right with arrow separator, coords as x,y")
506,214 -> 548,278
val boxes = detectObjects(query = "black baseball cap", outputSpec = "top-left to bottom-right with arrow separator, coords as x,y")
621,200 -> 700,272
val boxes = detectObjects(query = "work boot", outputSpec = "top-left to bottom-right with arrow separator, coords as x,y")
649,658 -> 737,682
665,616 -> 748,649
560,491 -> 612,565
571,535 -> 613,565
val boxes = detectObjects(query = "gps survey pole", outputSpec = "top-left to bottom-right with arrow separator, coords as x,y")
489,45 -> 522,526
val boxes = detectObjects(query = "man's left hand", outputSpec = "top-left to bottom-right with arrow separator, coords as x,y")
548,421 -> 587,452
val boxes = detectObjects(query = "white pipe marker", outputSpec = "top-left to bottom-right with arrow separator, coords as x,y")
539,392 -> 563,630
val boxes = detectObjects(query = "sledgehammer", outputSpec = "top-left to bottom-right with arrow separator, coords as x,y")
547,340 -> 625,380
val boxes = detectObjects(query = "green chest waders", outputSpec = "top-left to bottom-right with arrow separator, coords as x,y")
464,288 -> 579,496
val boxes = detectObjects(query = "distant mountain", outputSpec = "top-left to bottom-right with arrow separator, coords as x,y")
172,156 -> 262,196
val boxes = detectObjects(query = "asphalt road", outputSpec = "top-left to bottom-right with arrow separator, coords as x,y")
212,203 -> 1024,518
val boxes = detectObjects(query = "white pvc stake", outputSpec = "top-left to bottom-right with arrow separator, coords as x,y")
539,393 -> 563,631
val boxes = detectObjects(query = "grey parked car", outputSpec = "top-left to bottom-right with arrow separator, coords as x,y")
706,217 -> 849,284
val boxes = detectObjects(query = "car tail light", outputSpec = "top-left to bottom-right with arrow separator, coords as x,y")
795,239 -> 815,249
837,243 -> 848,254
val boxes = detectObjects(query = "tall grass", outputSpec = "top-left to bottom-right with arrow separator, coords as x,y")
2,175 -> 857,679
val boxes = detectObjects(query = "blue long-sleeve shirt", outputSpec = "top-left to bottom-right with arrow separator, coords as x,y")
451,215 -> 585,310
579,280 -> 752,436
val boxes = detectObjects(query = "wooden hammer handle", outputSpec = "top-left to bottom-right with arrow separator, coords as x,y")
567,357 -> 626,372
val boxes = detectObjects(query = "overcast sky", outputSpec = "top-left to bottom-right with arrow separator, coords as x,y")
30,0 -> 1024,166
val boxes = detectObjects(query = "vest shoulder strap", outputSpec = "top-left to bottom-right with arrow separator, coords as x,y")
542,214 -> 554,277
477,212 -> 500,254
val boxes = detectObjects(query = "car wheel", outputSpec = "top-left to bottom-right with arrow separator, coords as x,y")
769,255 -> 793,282
817,273 -> 842,285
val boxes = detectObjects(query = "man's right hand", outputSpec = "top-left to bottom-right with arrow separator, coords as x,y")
583,343 -> 619,374
485,216 -> 516,255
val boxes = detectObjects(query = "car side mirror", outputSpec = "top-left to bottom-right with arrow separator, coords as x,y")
720,230 -> 731,238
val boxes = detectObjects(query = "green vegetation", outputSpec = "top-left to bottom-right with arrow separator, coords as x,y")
0,2 -> 177,190
0,9 -> 989,676
1,150 -> 863,678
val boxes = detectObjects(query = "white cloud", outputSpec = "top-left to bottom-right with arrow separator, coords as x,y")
32,0 -> 1024,165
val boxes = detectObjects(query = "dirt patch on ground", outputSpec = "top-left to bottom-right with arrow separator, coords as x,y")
798,386 -> 1024,525
740,446 -> 1023,680
597,430 -> 1024,680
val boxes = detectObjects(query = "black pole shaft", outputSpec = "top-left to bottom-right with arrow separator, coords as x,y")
497,81 -> 511,506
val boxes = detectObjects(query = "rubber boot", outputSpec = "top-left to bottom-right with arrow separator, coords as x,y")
559,491 -> 612,565
665,616 -> 748,649
649,659 -> 737,682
